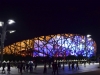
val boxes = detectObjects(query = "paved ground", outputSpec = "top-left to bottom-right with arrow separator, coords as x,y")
0,63 -> 100,75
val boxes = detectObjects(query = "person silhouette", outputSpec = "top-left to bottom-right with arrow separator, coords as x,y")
76,61 -> 79,70
72,62 -> 75,70
68,62 -> 71,70
2,61 -> 6,74
7,61 -> 11,74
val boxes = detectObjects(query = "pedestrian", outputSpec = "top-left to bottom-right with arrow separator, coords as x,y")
58,62 -> 61,69
52,62 -> 56,75
29,61 -> 33,73
17,61 -> 20,73
2,61 -> 6,74
68,62 -> 71,70
7,61 -> 11,74
26,61 -> 29,72
72,62 -> 75,70
19,61 -> 23,74
84,61 -> 86,67
34,62 -> 37,70
22,61 -> 25,72
76,61 -> 79,70
43,63 -> 47,73
55,62 -> 58,75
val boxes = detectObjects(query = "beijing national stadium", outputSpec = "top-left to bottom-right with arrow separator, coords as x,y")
4,34 -> 96,58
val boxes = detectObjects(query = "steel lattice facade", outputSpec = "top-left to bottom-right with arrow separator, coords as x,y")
3,34 -> 96,57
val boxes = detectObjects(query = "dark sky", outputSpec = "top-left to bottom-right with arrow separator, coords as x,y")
0,0 -> 100,54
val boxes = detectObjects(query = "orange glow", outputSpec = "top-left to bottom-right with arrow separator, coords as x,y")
3,34 -> 97,55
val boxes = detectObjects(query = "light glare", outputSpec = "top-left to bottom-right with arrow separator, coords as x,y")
82,39 -> 85,42
87,34 -> 91,38
9,30 -> 15,33
0,22 -> 4,26
8,19 -> 15,24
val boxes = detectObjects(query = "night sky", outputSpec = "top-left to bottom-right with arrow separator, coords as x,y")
0,1 -> 100,54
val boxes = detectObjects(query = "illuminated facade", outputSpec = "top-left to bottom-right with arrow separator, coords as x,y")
3,34 -> 96,57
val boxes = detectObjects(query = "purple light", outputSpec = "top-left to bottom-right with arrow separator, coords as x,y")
33,35 -> 96,57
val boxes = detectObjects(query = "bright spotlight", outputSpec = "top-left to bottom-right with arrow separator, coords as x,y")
0,22 -> 4,26
9,30 -> 16,33
87,34 -> 91,38
8,19 -> 15,25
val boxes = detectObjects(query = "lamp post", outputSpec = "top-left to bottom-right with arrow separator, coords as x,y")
0,19 -> 15,64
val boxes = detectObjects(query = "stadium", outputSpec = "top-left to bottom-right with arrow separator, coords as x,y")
3,34 -> 96,58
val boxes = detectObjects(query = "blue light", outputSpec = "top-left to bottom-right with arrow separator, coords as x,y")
34,35 -> 96,57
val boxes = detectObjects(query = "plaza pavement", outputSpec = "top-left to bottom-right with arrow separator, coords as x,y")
0,63 -> 100,75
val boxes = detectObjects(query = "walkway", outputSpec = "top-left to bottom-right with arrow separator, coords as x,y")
0,63 -> 100,75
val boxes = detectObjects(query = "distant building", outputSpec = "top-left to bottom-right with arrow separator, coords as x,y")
3,34 -> 96,58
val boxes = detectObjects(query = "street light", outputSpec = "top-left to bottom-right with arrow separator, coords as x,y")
87,34 -> 91,38
9,30 -> 16,33
0,19 -> 15,64
8,19 -> 15,25
0,22 -> 4,26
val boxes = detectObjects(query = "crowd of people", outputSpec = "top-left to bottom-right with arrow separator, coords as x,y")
51,61 -> 83,75
0,60 -> 91,75
0,61 -> 37,74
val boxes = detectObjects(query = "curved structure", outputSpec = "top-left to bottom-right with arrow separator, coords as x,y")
3,34 -> 96,57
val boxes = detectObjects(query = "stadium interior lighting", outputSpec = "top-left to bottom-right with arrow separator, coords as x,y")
82,39 -> 85,42
3,34 -> 96,58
